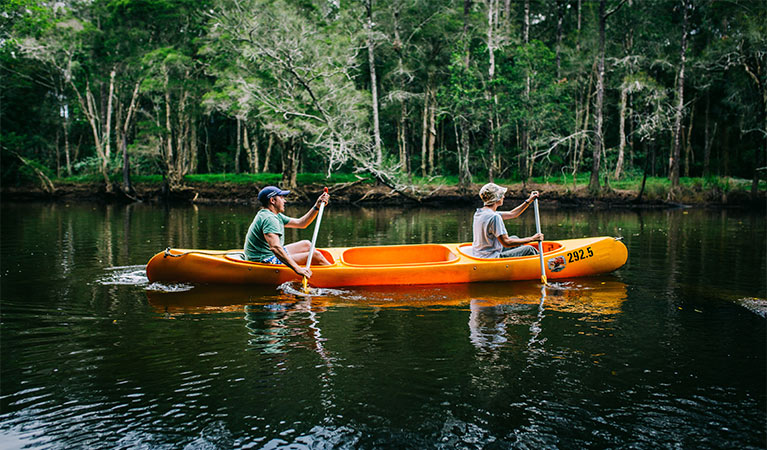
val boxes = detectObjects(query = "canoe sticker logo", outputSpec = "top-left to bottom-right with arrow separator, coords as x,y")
547,256 -> 566,272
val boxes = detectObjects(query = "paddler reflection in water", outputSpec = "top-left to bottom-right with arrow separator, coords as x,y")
472,183 -> 543,258
244,186 -> 331,278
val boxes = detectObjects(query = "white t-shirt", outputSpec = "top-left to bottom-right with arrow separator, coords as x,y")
472,208 -> 507,258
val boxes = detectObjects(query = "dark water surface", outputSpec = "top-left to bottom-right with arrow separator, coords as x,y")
1,202 -> 765,449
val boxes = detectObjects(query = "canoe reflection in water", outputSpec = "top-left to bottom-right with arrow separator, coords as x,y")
146,278 -> 627,353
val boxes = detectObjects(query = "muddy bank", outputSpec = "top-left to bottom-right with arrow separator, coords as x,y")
1,180 -> 763,208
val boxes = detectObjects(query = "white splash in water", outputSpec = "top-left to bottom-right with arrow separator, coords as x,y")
145,282 -> 195,293
97,265 -> 149,286
737,297 -> 767,318
277,281 -> 357,299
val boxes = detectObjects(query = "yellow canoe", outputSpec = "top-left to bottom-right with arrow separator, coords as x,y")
146,237 -> 627,288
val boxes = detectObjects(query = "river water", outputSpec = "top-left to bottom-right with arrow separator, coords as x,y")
1,201 -> 765,449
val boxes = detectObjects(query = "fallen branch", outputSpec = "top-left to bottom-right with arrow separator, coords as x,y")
327,176 -> 369,193
14,152 -> 55,194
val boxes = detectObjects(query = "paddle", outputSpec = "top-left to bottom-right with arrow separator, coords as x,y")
533,197 -> 547,285
303,187 -> 328,293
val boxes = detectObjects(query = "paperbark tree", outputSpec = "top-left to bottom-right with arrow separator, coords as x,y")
589,0 -> 626,194
365,0 -> 384,166
668,0 -> 689,199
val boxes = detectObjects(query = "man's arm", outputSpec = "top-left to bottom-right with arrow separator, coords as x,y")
498,191 -> 539,220
286,191 -> 330,229
264,232 -> 311,277
498,232 -> 544,248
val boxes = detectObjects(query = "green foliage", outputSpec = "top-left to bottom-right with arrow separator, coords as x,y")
1,0 -> 765,193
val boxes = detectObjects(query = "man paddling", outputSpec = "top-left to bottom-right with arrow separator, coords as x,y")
472,183 -> 543,258
244,186 -> 331,278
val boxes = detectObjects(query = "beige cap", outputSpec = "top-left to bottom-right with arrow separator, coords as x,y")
479,183 -> 508,205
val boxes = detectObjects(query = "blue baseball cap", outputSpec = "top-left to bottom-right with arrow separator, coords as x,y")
258,186 -> 290,205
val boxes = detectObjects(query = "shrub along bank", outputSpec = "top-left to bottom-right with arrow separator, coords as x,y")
1,173 -> 763,208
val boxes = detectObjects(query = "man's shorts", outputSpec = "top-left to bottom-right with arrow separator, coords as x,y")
261,247 -> 288,265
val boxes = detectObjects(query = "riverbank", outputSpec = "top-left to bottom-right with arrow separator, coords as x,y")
1,177 -> 763,208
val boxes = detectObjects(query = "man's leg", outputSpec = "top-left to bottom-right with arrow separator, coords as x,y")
499,244 -> 538,258
285,240 -> 331,266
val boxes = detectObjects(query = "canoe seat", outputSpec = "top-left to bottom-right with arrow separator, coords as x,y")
342,244 -> 457,267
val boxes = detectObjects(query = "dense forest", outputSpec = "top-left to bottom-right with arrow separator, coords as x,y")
1,0 -> 765,199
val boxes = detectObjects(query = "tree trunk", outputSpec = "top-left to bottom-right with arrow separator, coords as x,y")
615,85 -> 628,179
281,139 -> 300,188
589,0 -> 606,194
72,75 -> 112,192
723,126 -> 729,176
205,126 -> 213,173
428,90 -> 437,175
244,124 -> 259,173
421,83 -> 430,177
399,101 -> 408,173
55,128 -> 61,177
120,80 -> 141,196
703,93 -> 714,177
458,0 -> 472,188
669,0 -> 688,198
684,100 -> 695,177
393,8 -> 408,174
521,0 -> 530,184
758,79 -> 767,199
556,0 -> 564,78
121,138 -> 133,195
487,0 -> 498,182
263,134 -> 274,173
62,103 -> 72,176
457,120 -> 472,187
366,0 -> 382,166
575,71 -> 594,178
235,117 -> 242,173
163,70 -> 175,184
576,0 -> 582,52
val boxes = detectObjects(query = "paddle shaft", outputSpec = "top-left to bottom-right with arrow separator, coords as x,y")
303,188 -> 328,290
533,198 -> 547,285
305,204 -> 326,271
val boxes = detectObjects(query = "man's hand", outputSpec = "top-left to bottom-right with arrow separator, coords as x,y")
315,191 -> 330,209
527,191 -> 540,203
296,266 -> 312,278
531,232 -> 544,242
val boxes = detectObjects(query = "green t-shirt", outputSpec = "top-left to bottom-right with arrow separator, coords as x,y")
244,209 -> 291,262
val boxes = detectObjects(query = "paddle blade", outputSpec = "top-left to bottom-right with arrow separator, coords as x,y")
302,276 -> 309,293
541,274 -> 548,285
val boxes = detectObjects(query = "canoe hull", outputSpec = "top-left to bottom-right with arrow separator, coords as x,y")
146,237 -> 628,288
